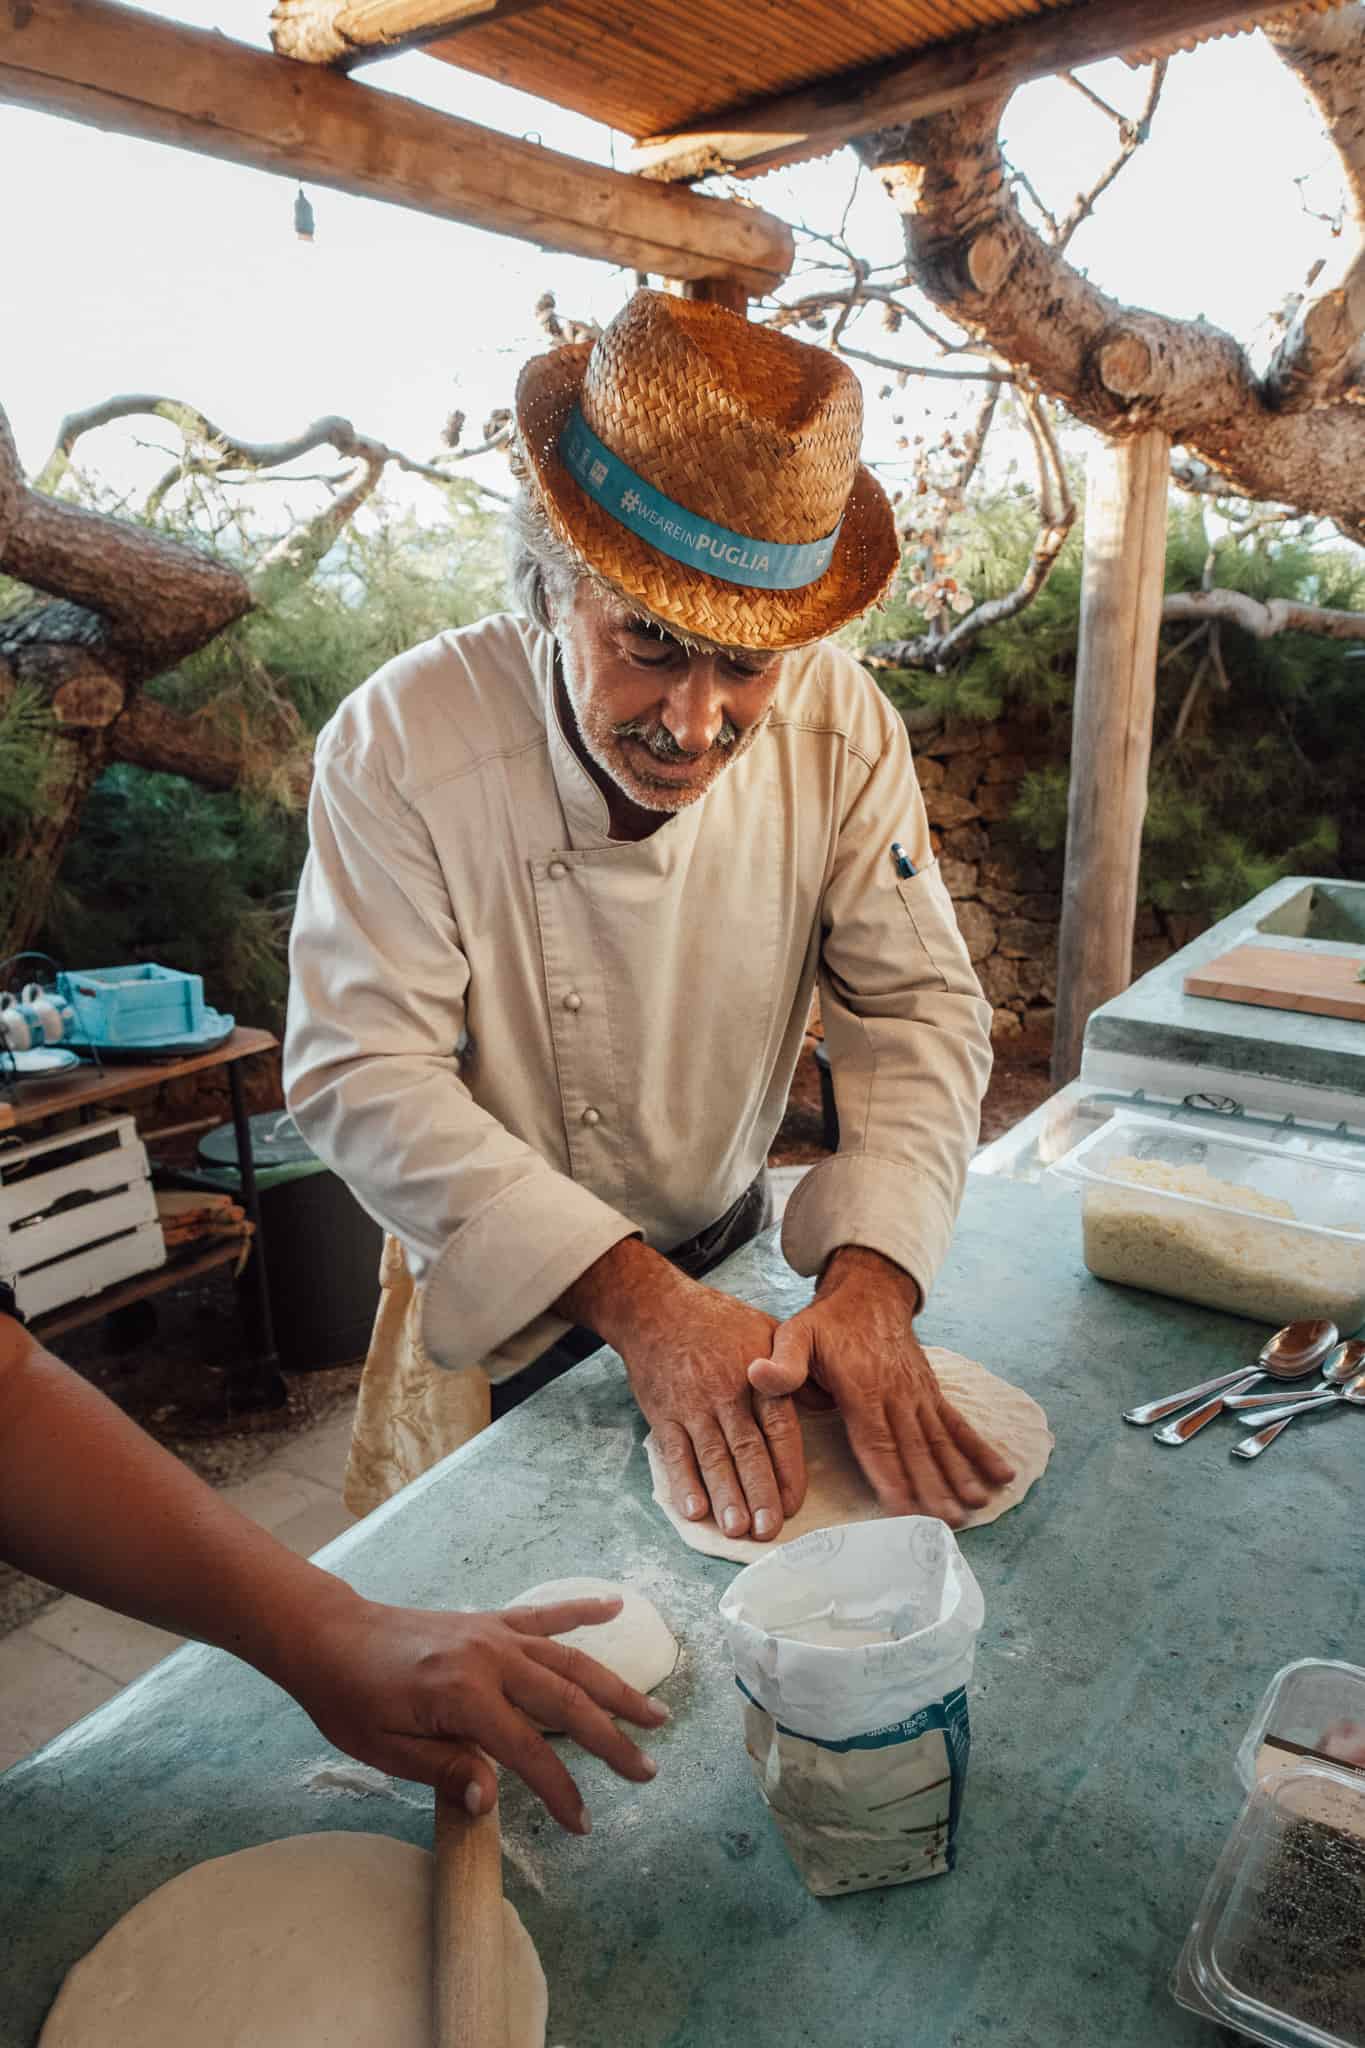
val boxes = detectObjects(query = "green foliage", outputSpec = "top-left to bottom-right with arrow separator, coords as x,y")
155,490 -> 506,736
37,488 -> 511,1021
44,768 -> 305,1017
1011,766 -> 1069,854
858,488 -> 1365,924
0,684 -> 61,823
865,489 -> 1088,727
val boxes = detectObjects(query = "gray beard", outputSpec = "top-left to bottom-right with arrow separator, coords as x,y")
558,645 -> 762,813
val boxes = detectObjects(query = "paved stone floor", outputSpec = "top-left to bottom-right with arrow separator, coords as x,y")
0,1168 -> 814,1774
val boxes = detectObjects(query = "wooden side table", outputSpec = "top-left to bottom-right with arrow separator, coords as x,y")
0,1027 -> 287,1407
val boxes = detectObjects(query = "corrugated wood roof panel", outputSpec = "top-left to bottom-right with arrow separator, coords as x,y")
425,0 -> 1077,140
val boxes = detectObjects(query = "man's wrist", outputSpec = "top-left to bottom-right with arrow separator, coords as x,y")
818,1244 -> 922,1316
553,1236 -> 683,1351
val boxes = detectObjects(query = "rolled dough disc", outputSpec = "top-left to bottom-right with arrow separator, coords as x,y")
509,1576 -> 678,1699
644,1346 -> 1053,1564
39,1832 -> 547,2048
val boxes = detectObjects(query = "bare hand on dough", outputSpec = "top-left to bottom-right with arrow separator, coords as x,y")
276,1593 -> 668,1835
749,1245 -> 1016,1527
617,1268 -> 808,1543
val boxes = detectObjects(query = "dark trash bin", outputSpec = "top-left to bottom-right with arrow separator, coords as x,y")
193,1113 -> 382,1372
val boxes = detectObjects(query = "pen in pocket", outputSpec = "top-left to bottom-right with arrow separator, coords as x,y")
891,842 -> 916,879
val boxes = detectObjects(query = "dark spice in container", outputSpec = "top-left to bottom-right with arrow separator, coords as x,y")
1223,1816 -> 1365,2044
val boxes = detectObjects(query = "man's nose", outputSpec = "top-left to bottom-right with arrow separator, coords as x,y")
660,672 -> 725,755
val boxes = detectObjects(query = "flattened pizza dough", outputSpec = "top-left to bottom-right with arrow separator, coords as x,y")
40,1832 -> 546,2048
509,1576 -> 678,1698
645,1346 -> 1053,1564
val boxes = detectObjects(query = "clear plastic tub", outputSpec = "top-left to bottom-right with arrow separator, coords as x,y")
1237,1661 -> 1365,1792
1174,1764 -> 1365,2048
1049,1111 -> 1365,1331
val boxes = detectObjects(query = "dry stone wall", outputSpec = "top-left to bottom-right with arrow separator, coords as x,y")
903,707 -> 1199,1061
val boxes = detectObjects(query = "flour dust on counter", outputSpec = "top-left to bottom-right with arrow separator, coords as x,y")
645,1348 -> 1053,1563
38,1833 -> 547,2048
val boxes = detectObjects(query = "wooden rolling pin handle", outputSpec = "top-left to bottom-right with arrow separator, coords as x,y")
433,1776 -> 510,2048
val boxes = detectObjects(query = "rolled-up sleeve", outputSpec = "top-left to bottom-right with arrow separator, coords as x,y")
780,709 -> 992,1307
284,738 -> 637,1372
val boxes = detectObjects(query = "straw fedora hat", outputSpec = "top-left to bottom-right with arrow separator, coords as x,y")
515,289 -> 899,651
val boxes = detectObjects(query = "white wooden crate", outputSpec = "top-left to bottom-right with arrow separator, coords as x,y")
0,1116 -> 165,1320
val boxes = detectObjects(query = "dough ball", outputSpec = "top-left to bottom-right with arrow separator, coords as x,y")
40,1833 -> 546,2048
507,1576 -> 678,1701
646,1347 -> 1054,1564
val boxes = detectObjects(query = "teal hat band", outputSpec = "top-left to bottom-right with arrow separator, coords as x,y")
558,407 -> 842,593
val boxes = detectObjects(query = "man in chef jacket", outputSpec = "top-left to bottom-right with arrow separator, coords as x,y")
284,290 -> 1014,1536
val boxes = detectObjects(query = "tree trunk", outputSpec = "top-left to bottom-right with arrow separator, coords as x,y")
0,401 -> 253,957
1052,432 -> 1170,1085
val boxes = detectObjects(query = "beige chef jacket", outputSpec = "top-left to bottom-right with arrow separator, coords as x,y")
284,612 -> 990,1496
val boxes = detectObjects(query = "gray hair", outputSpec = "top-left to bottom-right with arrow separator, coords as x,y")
505,480 -> 587,633
505,468 -> 732,656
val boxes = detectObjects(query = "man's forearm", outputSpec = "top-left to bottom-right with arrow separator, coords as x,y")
553,1236 -> 679,1352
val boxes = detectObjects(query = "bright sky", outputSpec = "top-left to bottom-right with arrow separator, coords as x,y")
0,4 -> 1349,507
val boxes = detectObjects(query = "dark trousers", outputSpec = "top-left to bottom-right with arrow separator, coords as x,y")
489,1172 -> 773,1419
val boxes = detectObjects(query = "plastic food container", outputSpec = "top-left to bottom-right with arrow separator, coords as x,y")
1049,1111 -> 1365,1332
1237,1660 -> 1365,1792
1175,1764 -> 1365,2047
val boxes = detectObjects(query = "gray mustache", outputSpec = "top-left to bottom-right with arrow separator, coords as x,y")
613,716 -> 739,761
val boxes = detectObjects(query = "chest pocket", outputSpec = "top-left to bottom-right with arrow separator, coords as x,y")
896,859 -> 980,996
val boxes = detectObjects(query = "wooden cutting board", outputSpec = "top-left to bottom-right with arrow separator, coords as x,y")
1185,944 -> 1365,1022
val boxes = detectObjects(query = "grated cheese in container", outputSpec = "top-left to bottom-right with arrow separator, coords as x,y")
1049,1112 -> 1365,1331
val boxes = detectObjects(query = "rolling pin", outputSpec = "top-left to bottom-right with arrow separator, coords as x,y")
433,1769 -> 510,2048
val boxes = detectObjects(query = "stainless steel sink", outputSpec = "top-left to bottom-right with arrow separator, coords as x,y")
1256,880 -> 1365,946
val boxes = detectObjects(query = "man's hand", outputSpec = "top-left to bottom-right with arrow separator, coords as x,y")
559,1241 -> 806,1542
274,1589 -> 668,1835
749,1245 -> 1015,1527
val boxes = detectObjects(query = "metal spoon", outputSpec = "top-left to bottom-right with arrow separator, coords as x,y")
1232,1369 -> 1365,1460
1127,1319 -> 1339,1440
1224,1338 -> 1365,1414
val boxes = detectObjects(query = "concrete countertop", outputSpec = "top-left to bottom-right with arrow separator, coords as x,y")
1086,874 -> 1365,1099
2,1173 -> 1357,2047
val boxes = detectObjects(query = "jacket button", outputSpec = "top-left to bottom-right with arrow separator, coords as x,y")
547,859 -> 568,880
563,992 -> 583,1012
580,1106 -> 601,1127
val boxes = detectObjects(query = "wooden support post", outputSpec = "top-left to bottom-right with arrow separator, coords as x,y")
682,278 -> 750,317
1052,430 -> 1170,1086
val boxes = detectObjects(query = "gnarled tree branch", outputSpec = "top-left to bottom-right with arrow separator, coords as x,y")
857,7 -> 1365,548
110,691 -> 314,802
863,386 -> 1075,671
1161,586 -> 1365,639
1262,10 -> 1365,409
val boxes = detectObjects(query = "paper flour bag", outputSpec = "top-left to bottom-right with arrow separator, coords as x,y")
718,1517 -> 984,1897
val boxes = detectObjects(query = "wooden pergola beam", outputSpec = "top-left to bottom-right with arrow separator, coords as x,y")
0,0 -> 792,293
631,0 -> 1317,181
271,0 -> 556,71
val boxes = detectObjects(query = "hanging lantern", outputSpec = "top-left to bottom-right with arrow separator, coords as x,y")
294,186 -> 315,242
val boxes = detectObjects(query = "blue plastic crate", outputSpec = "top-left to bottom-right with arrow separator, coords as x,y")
58,965 -> 208,1046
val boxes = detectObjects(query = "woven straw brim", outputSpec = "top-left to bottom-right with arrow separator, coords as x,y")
516,341 -> 900,652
